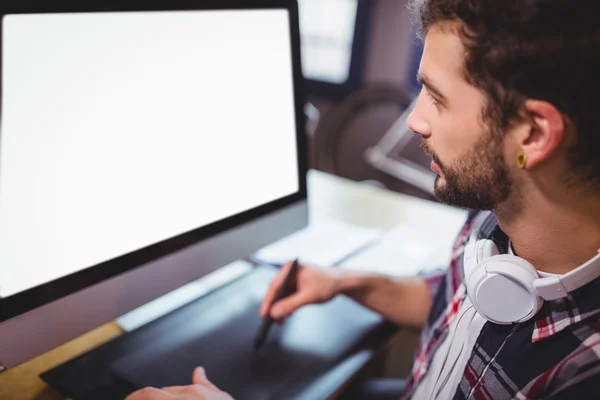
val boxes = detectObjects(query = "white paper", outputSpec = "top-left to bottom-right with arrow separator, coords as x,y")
251,217 -> 384,266
340,216 -> 467,276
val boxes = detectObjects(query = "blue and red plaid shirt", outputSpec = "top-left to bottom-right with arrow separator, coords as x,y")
401,210 -> 600,399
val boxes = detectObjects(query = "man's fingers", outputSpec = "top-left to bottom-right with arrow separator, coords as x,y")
260,262 -> 293,317
260,263 -> 291,316
270,291 -> 311,319
161,386 -> 189,395
126,387 -> 173,399
192,367 -> 219,390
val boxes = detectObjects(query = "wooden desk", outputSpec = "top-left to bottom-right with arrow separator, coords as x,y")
0,170 -> 467,399
0,323 -> 122,400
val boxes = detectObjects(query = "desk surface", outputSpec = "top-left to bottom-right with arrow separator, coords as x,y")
0,170 -> 467,400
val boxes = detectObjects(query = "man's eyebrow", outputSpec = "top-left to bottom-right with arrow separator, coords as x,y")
417,72 -> 448,104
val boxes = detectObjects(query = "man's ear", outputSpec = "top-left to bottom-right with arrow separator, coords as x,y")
518,99 -> 565,169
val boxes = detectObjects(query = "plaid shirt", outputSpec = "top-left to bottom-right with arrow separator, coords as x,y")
401,210 -> 600,399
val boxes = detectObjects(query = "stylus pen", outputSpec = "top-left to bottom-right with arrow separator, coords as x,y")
254,258 -> 300,350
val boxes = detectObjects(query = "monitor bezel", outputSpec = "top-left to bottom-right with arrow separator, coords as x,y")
0,0 -> 307,323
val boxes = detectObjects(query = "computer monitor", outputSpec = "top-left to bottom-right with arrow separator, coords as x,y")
0,0 -> 307,369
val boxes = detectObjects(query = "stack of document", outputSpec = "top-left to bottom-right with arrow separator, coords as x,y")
339,218 -> 465,276
251,216 -> 384,267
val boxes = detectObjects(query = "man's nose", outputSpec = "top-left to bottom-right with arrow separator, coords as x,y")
406,93 -> 432,139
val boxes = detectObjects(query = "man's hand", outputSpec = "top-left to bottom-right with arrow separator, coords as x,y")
125,367 -> 233,400
262,260 -> 434,329
259,261 -> 342,322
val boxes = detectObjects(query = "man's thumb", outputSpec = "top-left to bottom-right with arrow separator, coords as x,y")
271,292 -> 311,319
193,367 -> 218,390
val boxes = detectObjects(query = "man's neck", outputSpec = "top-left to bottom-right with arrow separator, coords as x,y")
494,189 -> 600,275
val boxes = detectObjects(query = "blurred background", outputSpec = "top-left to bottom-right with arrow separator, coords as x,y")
298,0 -> 435,202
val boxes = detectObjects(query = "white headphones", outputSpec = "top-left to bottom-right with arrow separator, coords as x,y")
464,234 -> 600,325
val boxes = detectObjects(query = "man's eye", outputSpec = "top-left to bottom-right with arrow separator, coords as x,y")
425,90 -> 439,107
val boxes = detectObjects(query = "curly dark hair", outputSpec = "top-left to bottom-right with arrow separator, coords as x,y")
410,0 -> 600,189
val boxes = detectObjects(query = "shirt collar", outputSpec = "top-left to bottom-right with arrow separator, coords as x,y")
531,274 -> 600,342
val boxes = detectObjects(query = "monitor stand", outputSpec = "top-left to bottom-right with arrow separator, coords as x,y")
41,265 -> 398,400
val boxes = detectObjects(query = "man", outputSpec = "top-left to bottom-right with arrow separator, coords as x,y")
127,0 -> 600,398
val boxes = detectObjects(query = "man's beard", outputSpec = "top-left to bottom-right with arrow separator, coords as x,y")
420,132 -> 513,211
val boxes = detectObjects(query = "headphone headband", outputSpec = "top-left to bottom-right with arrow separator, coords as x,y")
535,249 -> 600,300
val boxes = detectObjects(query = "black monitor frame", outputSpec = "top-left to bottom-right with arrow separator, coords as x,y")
0,0 -> 307,323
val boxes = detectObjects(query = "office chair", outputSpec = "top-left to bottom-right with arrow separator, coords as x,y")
311,84 -> 435,201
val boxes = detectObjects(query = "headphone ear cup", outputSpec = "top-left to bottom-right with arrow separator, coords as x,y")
467,255 -> 543,324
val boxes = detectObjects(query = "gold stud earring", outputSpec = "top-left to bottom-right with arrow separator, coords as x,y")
517,151 -> 528,169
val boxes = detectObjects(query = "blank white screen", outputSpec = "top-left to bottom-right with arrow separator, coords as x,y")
0,10 -> 299,298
